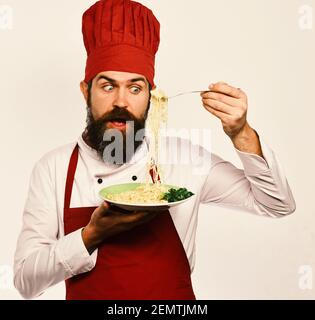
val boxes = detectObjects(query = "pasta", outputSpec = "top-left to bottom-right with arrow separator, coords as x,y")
107,184 -> 170,204
146,88 -> 169,184
105,89 -> 188,205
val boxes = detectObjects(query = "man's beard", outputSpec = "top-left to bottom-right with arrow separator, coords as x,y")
84,103 -> 149,165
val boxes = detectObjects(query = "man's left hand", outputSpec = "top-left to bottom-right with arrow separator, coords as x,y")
201,81 -> 264,158
201,81 -> 248,139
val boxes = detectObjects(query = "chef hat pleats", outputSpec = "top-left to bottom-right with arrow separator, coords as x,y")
82,0 -> 160,87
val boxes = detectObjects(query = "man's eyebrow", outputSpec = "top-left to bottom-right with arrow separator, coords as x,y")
96,75 -> 117,83
129,77 -> 147,85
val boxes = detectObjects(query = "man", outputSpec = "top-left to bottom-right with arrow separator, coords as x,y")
14,0 -> 296,300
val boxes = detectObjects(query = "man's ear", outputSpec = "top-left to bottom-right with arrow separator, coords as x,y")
80,81 -> 89,102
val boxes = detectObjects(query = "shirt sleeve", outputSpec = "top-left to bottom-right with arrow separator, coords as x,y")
13,159 -> 98,299
200,136 -> 296,218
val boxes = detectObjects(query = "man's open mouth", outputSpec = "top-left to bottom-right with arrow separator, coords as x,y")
108,119 -> 128,128
110,118 -> 127,123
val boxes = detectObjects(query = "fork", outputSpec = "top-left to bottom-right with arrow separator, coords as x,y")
168,90 -> 211,99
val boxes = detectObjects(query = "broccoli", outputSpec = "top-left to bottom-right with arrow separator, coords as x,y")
162,188 -> 194,203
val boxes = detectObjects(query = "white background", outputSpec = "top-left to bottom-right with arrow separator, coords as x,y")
0,0 -> 314,299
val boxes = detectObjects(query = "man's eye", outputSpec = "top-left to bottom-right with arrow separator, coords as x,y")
130,86 -> 141,94
103,85 -> 114,92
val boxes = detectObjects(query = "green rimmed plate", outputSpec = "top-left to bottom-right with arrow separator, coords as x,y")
99,183 -> 194,212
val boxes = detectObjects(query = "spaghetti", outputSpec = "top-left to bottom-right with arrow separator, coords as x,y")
106,184 -> 170,204
104,88 -> 195,205
146,88 -> 169,184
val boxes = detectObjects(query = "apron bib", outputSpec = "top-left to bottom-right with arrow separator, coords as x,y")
63,144 -> 195,300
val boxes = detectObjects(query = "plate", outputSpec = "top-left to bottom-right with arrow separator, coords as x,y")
99,183 -> 194,212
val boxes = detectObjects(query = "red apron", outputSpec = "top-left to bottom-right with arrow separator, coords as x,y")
64,144 -> 195,300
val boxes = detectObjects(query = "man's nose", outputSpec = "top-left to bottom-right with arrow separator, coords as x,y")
113,88 -> 128,108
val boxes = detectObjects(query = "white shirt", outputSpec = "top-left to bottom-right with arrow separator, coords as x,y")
14,133 -> 296,299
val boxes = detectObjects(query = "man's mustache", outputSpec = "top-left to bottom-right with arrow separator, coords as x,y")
95,107 -> 140,124
85,105 -> 147,164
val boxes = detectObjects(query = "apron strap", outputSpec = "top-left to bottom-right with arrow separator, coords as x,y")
64,144 -> 79,210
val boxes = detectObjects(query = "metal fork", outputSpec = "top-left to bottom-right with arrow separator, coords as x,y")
168,90 -> 210,99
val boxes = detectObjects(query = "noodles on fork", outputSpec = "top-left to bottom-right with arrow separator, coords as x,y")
146,88 -> 168,184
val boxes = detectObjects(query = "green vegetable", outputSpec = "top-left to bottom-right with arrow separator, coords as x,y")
162,188 -> 194,203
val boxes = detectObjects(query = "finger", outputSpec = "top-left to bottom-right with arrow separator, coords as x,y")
135,211 -> 159,225
202,98 -> 234,115
211,83 -> 244,99
97,201 -> 110,216
203,105 -> 230,122
133,210 -> 158,219
124,210 -> 158,224
201,91 -> 242,107
204,106 -> 232,123
109,204 -> 133,215
208,81 -> 228,90
213,81 -> 228,87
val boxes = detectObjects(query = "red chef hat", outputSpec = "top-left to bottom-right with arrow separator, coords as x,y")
82,0 -> 160,88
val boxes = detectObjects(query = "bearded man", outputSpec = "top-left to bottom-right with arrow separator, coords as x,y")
14,0 -> 296,300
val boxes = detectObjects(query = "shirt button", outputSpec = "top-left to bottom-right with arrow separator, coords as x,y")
97,178 -> 103,184
132,176 -> 137,181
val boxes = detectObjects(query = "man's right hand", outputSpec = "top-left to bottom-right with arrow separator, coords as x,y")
82,202 -> 160,254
